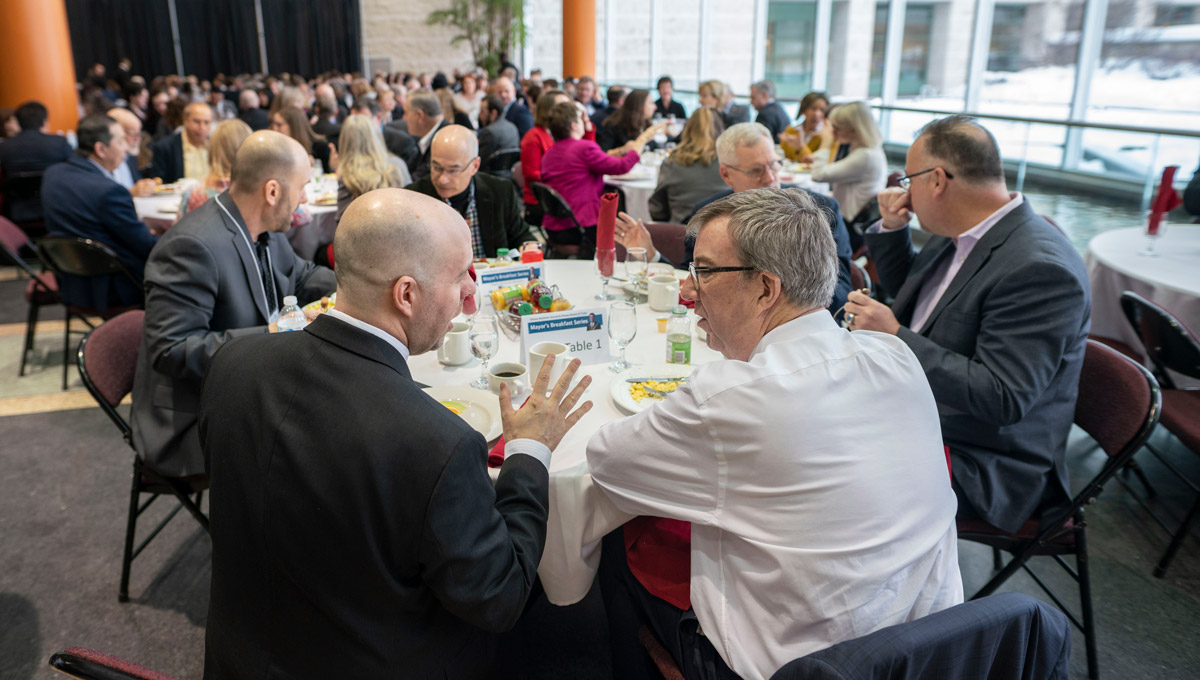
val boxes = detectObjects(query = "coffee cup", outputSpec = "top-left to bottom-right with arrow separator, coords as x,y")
648,275 -> 681,312
528,341 -> 572,388
647,262 -> 675,278
488,362 -> 528,395
438,322 -> 472,365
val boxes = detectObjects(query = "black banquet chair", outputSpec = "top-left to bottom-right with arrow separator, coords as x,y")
0,216 -> 59,376
49,647 -> 183,680
480,147 -> 522,180
956,339 -> 1161,679
35,236 -> 143,390
1119,291 -> 1200,578
530,182 -> 584,259
77,310 -> 210,602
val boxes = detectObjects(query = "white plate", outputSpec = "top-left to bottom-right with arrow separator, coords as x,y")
610,363 -> 695,414
423,386 -> 503,442
608,171 -> 649,181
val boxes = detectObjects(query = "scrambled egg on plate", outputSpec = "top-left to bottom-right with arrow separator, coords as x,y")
628,380 -> 681,403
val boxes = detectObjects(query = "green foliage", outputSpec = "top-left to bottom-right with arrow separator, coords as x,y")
425,0 -> 525,76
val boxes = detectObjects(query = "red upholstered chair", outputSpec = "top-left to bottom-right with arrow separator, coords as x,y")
645,222 -> 687,269
957,340 -> 1161,680
77,311 -> 209,602
0,216 -> 59,376
638,626 -> 685,680
1119,291 -> 1200,578
35,236 -> 144,390
49,647 -> 183,680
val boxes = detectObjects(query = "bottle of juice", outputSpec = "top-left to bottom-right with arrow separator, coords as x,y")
665,305 -> 691,364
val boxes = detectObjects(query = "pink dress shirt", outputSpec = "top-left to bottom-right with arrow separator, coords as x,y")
539,137 -> 639,232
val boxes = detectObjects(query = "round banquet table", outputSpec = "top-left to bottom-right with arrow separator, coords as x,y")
605,157 -> 825,224
406,259 -> 722,605
133,185 -> 338,261
1085,225 -> 1200,387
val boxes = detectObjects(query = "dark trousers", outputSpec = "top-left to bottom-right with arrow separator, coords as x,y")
598,526 -> 741,680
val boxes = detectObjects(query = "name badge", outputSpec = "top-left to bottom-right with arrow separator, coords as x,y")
520,306 -> 608,364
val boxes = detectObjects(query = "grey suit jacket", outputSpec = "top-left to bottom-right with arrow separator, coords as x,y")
647,158 -> 727,224
130,192 -> 336,477
865,200 -> 1090,532
478,118 -> 520,166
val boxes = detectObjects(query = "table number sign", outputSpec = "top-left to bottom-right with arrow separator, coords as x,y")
520,306 -> 609,365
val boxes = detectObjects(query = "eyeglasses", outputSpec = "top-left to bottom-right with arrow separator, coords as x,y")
897,167 -> 954,190
687,262 -> 756,293
725,159 -> 783,183
430,158 -> 477,177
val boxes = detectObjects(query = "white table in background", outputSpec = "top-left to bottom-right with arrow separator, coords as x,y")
1086,225 -> 1200,387
406,260 -> 721,605
133,186 -> 338,261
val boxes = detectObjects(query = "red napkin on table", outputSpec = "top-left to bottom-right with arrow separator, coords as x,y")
1148,166 -> 1183,236
486,394 -> 530,467
597,192 -> 619,252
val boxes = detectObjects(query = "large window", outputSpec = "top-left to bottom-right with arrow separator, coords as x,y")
869,3 -> 935,98
765,1 -> 818,98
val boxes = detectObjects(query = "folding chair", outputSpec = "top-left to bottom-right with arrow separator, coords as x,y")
530,182 -> 584,258
49,647 -> 183,680
957,340 -> 1161,679
0,216 -> 59,376
1,169 -> 47,237
1119,291 -> 1200,578
480,147 -> 522,180
77,311 -> 209,602
35,236 -> 143,389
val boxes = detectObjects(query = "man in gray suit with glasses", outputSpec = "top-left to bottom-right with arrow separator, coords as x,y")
845,115 -> 1090,534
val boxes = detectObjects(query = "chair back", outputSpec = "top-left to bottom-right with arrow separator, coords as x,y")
481,148 -> 521,175
645,222 -> 687,267
1068,339 -> 1161,512
1120,290 -> 1200,386
0,216 -> 40,277
1,170 -> 45,220
512,161 -> 524,192
849,259 -> 872,295
49,647 -> 183,680
530,182 -> 582,229
77,311 -> 145,443
769,593 -> 1070,680
35,237 -> 140,287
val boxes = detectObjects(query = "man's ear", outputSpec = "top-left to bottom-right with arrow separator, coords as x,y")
391,275 -> 418,318
757,271 -> 783,309
263,179 -> 281,207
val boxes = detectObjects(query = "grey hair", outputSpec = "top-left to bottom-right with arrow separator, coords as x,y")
715,122 -> 772,165
407,89 -> 442,118
751,79 -> 776,98
688,188 -> 836,309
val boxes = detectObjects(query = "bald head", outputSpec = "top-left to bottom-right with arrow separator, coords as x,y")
239,89 -> 260,110
107,108 -> 142,154
230,130 -> 308,195
432,125 -> 478,159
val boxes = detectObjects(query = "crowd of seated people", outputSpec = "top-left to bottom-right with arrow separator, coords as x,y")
2,56 -> 1103,680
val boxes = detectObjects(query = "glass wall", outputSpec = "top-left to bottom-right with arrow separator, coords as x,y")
765,1 -> 818,98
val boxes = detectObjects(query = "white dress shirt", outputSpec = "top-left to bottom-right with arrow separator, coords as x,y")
894,193 -> 1024,333
587,312 -> 963,680
325,309 -> 550,469
112,157 -> 134,189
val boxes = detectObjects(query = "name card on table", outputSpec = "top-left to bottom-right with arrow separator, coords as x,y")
519,306 -> 609,365
476,264 -> 546,299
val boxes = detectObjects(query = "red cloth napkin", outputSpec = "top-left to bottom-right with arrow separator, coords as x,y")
1148,165 -> 1183,236
625,516 -> 693,610
486,394 -> 530,467
463,265 -> 478,316
597,192 -> 619,251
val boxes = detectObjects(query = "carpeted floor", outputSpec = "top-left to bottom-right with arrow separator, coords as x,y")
1,397 -> 1199,678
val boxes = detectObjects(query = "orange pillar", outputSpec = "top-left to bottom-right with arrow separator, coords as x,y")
562,0 -> 596,79
0,0 -> 79,134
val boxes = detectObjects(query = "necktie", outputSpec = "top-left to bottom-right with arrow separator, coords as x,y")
255,235 -> 278,317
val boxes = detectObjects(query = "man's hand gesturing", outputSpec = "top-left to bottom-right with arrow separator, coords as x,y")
500,355 -> 593,451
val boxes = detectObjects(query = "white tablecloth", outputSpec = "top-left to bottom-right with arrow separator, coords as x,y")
133,188 -> 338,261
1086,225 -> 1200,387
605,160 -> 825,224
406,260 -> 722,604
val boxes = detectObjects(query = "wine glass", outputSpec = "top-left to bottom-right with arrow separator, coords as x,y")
626,247 -> 650,289
469,314 -> 499,390
608,301 -> 637,372
595,247 -> 616,300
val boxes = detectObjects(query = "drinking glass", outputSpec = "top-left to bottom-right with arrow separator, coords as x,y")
469,314 -> 499,389
608,301 -> 637,372
626,247 -> 650,289
595,247 -> 617,300
1139,212 -> 1166,257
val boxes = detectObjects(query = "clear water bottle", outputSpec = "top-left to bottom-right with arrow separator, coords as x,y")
277,295 -> 307,332
665,305 -> 691,364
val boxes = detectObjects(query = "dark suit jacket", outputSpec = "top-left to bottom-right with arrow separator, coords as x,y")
408,174 -> 534,258
770,593 -> 1070,680
1185,160 -> 1200,216
130,192 -> 336,477
683,187 -> 854,314
721,104 -> 750,129
504,100 -> 534,139
382,124 -> 418,168
239,107 -> 269,132
478,118 -> 520,165
148,132 -> 185,183
408,120 -> 452,182
865,200 -> 1090,532
42,156 -> 159,310
0,129 -> 72,223
199,314 -> 549,680
312,118 -> 342,147
655,99 -> 687,119
755,101 -> 791,142
591,105 -> 618,129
